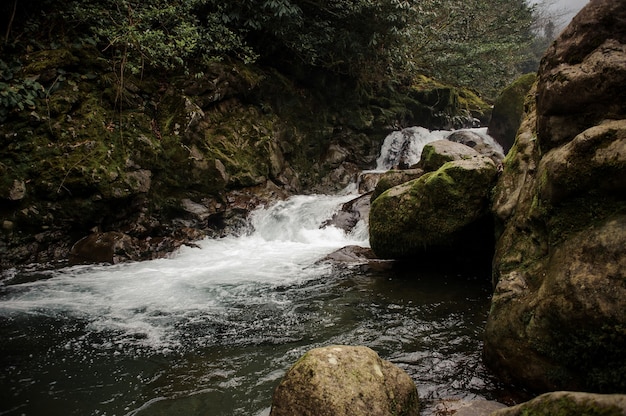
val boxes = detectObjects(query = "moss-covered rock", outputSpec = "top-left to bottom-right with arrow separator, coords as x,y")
488,73 -> 537,153
409,75 -> 490,129
492,391 -> 626,416
369,152 -> 497,261
371,169 -> 424,201
417,139 -> 481,172
270,345 -> 419,416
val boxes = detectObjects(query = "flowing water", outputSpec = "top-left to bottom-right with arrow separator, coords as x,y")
375,126 -> 503,170
1,128 -> 508,416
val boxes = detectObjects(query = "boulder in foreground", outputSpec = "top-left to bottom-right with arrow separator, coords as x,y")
270,345 -> 418,416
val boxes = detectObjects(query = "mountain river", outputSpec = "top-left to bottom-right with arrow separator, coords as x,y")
1,127 -> 510,415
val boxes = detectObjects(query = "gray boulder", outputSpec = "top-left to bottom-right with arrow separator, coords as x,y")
446,130 -> 504,165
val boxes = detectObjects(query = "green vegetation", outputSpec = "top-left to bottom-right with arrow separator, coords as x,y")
2,0 -> 540,102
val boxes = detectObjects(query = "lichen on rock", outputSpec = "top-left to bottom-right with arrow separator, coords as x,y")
270,345 -> 419,416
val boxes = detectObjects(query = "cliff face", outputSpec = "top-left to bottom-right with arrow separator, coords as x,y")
484,0 -> 626,393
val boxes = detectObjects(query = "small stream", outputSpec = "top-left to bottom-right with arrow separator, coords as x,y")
1,128 -> 509,415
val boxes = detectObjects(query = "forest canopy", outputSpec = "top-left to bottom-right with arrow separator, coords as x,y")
2,0 -> 545,96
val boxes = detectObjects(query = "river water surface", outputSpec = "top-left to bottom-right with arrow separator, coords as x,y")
1,128 -> 508,416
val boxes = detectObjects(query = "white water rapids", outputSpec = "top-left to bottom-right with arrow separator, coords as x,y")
0,126 -> 507,416
0,194 -> 367,353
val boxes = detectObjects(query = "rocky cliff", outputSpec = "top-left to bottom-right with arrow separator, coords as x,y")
484,0 -> 626,393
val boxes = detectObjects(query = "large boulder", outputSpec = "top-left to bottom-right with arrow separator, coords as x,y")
270,345 -> 418,416
484,0 -> 626,393
417,139 -> 483,172
369,147 -> 498,261
536,0 -> 626,150
492,392 -> 626,416
371,169 -> 424,200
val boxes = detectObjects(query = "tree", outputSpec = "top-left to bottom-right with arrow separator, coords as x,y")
518,0 -> 572,74
402,0 -> 535,96
2,0 -> 539,96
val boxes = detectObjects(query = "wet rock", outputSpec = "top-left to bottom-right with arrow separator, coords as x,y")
322,245 -> 394,272
69,232 -> 139,264
323,245 -> 378,262
491,392 -> 626,416
322,192 -> 371,233
270,345 -> 419,416
357,172 -> 382,193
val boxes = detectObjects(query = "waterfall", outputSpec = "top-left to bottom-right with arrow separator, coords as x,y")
375,127 -> 449,170
375,126 -> 503,171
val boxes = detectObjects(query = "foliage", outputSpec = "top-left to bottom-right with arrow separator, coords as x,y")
64,0 -> 258,75
402,0 -> 535,96
0,59 -> 44,121
2,0 -> 539,97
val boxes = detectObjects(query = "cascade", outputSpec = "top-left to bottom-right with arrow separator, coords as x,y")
375,126 -> 503,171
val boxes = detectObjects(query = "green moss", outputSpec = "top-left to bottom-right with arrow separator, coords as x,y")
370,159 -> 497,259
458,87 -> 491,119
519,396 -> 623,416
489,73 -> 537,150
545,195 -> 626,246
22,49 -> 80,75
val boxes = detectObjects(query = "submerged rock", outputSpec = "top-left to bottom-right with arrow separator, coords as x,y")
270,345 -> 419,416
69,232 -> 139,264
485,0 -> 626,393
433,399 -> 507,416
491,391 -> 626,416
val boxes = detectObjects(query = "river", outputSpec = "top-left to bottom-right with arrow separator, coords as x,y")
0,127 -> 508,415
